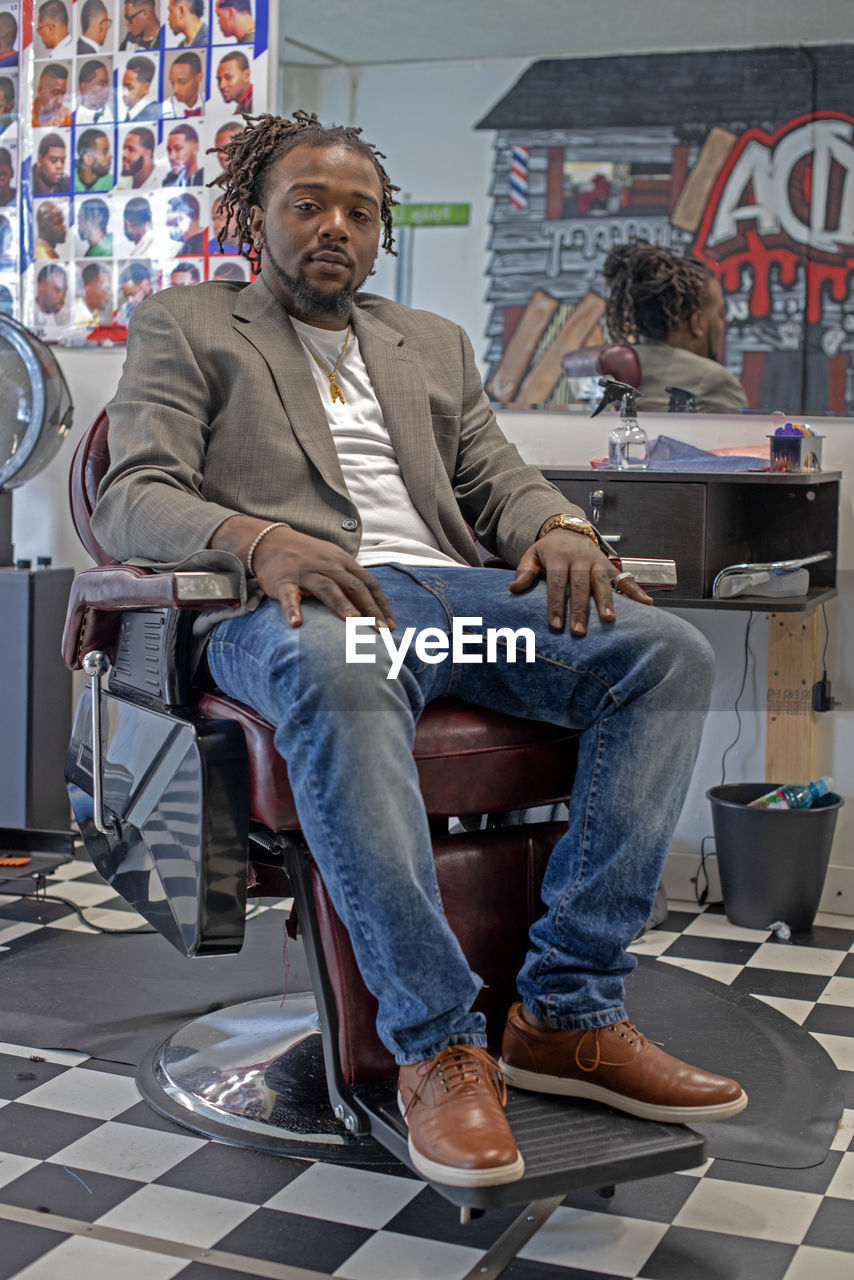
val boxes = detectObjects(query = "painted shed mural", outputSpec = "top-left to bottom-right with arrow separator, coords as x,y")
476,47 -> 854,416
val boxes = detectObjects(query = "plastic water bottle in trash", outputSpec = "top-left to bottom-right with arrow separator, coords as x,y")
747,776 -> 833,810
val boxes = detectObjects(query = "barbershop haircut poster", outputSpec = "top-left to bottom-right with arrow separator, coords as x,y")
479,48 -> 854,416
11,0 -> 267,342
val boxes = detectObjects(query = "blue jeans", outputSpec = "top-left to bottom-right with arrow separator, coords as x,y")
207,565 -> 714,1064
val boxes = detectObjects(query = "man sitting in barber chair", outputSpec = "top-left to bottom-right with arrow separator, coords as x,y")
603,238 -> 749,414
91,110 -> 747,1190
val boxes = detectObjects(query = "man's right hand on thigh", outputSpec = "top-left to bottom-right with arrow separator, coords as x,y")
210,515 -> 395,630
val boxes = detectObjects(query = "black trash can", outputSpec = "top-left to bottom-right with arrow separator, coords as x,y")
706,782 -> 844,932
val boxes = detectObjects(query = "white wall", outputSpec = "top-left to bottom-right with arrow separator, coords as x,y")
13,348 -> 127,575
277,0 -> 853,66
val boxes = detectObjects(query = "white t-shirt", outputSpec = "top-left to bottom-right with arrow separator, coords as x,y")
291,316 -> 462,569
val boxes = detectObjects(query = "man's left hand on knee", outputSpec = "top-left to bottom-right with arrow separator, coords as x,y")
509,528 -> 653,635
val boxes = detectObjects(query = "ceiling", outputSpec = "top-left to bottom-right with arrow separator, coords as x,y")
276,0 -> 850,68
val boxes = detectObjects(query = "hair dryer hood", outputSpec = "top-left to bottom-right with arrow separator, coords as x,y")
0,315 -> 73,491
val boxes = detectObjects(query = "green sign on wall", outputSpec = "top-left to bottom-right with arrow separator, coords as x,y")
394,203 -> 471,227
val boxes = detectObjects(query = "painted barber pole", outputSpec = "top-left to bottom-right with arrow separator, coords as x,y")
509,145 -> 529,211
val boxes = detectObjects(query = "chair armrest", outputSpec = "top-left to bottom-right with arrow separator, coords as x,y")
62,565 -> 241,670
482,553 -> 675,590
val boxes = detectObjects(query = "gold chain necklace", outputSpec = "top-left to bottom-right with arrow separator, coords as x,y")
305,326 -> 351,405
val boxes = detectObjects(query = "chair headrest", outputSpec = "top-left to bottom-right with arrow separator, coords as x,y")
68,409 -> 117,566
561,343 -> 642,389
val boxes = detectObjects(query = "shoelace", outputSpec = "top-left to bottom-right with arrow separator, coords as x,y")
574,1020 -> 649,1073
403,1045 -> 507,1118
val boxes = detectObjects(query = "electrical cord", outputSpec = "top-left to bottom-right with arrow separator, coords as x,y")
821,601 -> 830,671
695,835 -> 717,907
695,611 -> 756,908
6,888 -> 266,937
719,611 -> 756,786
20,890 -> 157,935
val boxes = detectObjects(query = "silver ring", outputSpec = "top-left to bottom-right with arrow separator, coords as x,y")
611,570 -> 636,593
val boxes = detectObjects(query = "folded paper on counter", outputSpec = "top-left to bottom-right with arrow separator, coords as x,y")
712,551 -> 832,599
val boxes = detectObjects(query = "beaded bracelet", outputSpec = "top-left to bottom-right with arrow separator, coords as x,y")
246,522 -> 288,577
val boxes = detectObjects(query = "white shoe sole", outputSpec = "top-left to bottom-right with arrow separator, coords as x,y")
498,1061 -> 749,1124
397,1092 -> 526,1187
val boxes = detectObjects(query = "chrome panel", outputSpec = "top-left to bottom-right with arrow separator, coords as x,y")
66,688 -> 249,955
173,570 -> 242,601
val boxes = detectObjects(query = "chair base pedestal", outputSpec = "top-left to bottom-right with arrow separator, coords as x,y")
136,993 -> 394,1165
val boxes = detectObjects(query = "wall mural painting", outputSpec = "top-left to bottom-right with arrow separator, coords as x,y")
477,48 -> 854,416
8,0 -> 267,345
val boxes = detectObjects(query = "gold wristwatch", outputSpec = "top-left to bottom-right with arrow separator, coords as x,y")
539,513 -> 601,546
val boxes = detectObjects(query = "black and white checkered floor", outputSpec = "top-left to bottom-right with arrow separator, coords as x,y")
0,855 -> 852,1280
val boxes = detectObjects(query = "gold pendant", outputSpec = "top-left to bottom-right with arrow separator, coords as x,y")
330,377 -> 345,405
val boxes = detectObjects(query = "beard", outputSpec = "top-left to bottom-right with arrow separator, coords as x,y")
262,230 -> 371,320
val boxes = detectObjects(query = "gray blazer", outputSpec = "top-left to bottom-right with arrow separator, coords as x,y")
634,339 -> 748,414
92,276 -> 577,596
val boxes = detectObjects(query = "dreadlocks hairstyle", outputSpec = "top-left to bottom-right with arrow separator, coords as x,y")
603,239 -> 714,343
207,109 -> 400,272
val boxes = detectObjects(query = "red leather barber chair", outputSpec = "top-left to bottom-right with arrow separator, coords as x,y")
62,411 -> 703,1221
560,342 -> 642,388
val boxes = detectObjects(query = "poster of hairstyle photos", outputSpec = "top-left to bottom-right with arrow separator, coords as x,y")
18,0 -> 265,341
0,3 -> 20,321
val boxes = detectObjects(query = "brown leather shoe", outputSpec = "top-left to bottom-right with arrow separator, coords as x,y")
499,1002 -> 748,1123
398,1045 -> 525,1186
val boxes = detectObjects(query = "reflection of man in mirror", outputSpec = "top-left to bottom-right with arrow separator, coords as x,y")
33,63 -> 73,127
77,59 -> 112,124
167,192 -> 205,253
0,148 -> 15,206
36,0 -> 73,55
169,261 -> 200,285
120,0 -> 162,50
73,262 -> 112,325
121,55 -> 159,121
34,262 -> 69,325
115,259 -> 154,323
77,197 -> 113,256
0,12 -> 18,68
163,124 -> 203,185
78,0 -> 111,54
120,127 -> 156,188
214,0 -> 253,44
168,0 -> 207,48
75,129 -> 113,192
164,50 -> 204,117
123,195 -> 156,254
603,240 -> 748,414
34,200 -> 67,258
32,133 -> 69,194
212,121 -> 243,170
216,50 -> 252,115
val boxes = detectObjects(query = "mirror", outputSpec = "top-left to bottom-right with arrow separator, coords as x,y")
476,47 -> 852,418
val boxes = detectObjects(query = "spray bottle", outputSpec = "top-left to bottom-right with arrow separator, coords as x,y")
592,379 -> 648,470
